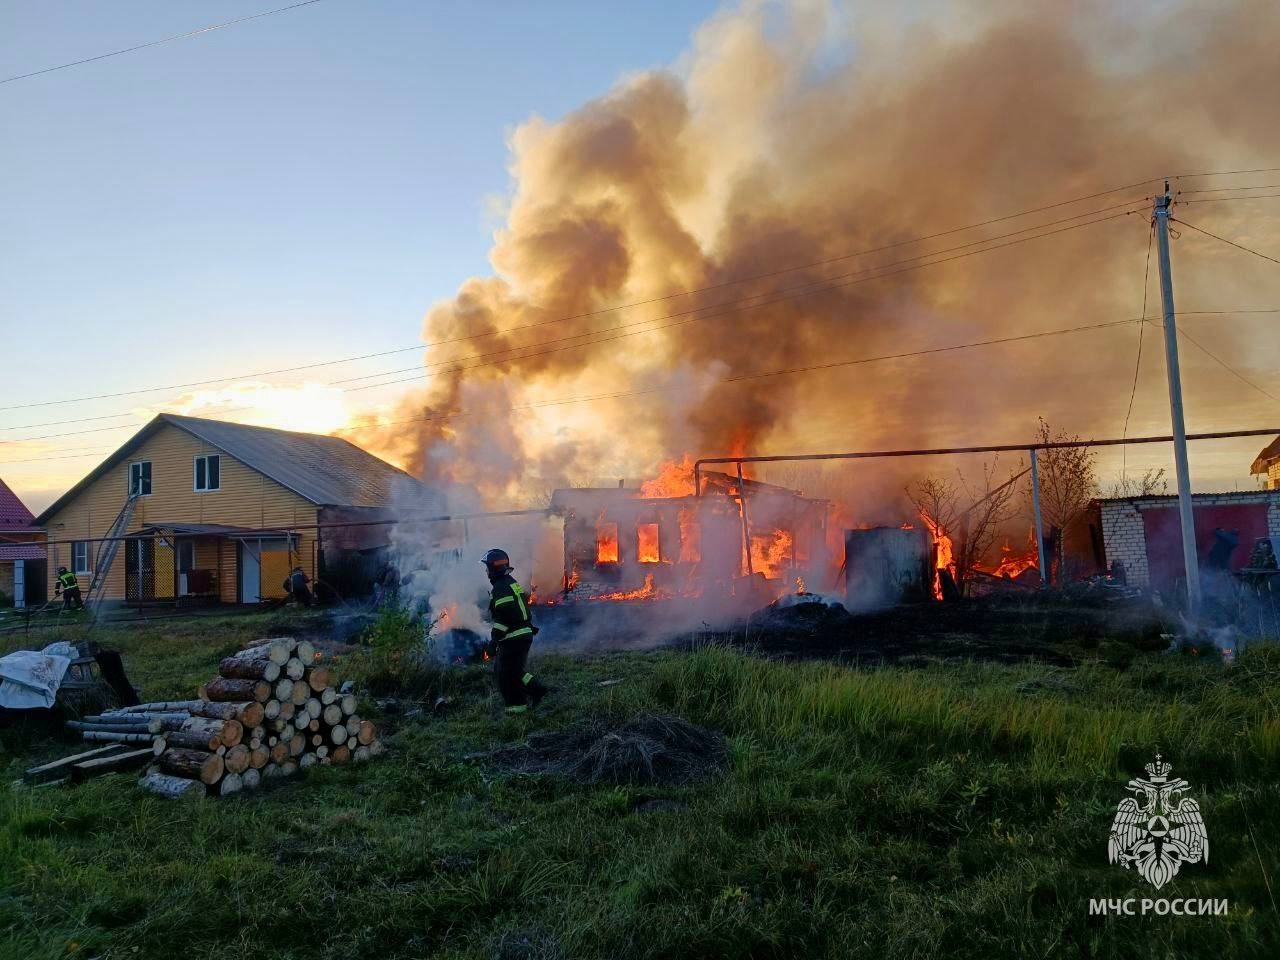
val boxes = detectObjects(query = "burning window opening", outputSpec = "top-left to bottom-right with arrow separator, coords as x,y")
596,522 -> 619,564
749,529 -> 794,580
678,511 -> 701,563
637,522 -> 660,563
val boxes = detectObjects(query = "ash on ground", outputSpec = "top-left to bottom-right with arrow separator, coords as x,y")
487,713 -> 726,786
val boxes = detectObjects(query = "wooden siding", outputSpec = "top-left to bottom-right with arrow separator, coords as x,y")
42,423 -> 318,602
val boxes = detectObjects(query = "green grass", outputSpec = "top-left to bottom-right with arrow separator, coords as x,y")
2,612 -> 1279,958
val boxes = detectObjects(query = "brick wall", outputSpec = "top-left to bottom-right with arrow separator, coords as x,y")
1268,462 -> 1280,490
1099,491 -> 1280,588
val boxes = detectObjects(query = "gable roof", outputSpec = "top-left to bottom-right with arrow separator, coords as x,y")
34,414 -> 433,525
1251,435 -> 1280,475
0,477 -> 36,531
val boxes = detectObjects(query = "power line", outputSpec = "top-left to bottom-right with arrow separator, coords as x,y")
338,206 -> 1149,394
318,319 -> 1154,430
1156,321 -> 1280,406
6,168 -> 1277,415
1181,194 -> 1280,204
0,314 -> 1147,457
1,198 -> 1150,441
1,1 -> 329,85
0,189 -> 1157,414
1172,218 -> 1280,267
0,449 -> 117,467
1122,222 -> 1156,479
1180,184 -> 1280,194
8,305 -> 1279,462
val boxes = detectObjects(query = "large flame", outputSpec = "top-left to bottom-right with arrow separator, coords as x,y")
640,457 -> 697,499
596,518 -> 619,564
637,522 -> 661,563
750,529 -> 793,579
918,512 -> 954,599
677,507 -> 701,563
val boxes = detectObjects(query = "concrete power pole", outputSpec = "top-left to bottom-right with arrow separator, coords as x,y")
1153,182 -> 1202,615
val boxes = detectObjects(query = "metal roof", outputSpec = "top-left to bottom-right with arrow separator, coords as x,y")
0,477 -> 36,530
34,414 -> 434,525
135,522 -> 294,538
1252,435 -> 1280,474
0,543 -> 45,561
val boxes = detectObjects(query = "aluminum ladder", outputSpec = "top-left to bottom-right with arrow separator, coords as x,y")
83,493 -> 140,612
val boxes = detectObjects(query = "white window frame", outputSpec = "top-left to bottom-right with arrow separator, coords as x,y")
128,460 -> 152,497
193,454 -> 221,492
72,541 -> 91,575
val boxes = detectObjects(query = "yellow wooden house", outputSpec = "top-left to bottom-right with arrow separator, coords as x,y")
35,414 -> 427,606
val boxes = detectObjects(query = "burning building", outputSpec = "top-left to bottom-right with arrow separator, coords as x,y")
550,464 -> 829,603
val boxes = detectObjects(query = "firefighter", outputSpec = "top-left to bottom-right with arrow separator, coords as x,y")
55,566 -> 84,611
286,566 -> 314,607
481,548 -> 548,714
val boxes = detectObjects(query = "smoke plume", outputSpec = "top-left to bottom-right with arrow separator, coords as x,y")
351,0 -> 1280,504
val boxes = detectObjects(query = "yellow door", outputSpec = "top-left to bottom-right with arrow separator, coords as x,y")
260,547 -> 292,600
154,539 -> 175,599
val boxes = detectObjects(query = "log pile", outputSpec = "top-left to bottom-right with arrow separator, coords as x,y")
57,638 -> 382,796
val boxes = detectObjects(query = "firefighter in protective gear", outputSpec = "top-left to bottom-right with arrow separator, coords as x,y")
55,566 -> 84,611
482,548 -> 548,713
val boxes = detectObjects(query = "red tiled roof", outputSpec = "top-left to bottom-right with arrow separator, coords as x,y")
0,477 -> 36,530
0,543 -> 45,561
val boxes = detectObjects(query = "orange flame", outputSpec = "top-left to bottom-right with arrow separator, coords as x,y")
975,537 -> 1039,580
637,522 -> 660,563
640,456 -> 697,498
594,572 -> 665,601
678,507 -> 701,563
596,519 -> 619,563
749,529 -> 793,579
917,512 -> 954,599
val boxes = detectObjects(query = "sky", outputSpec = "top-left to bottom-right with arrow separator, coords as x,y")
0,0 -> 720,511
1,0 -> 1277,517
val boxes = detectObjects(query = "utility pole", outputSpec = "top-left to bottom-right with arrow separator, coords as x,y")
1153,182 -> 1202,615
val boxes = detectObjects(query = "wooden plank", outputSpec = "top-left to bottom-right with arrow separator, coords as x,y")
70,748 -> 155,782
24,744 -> 125,782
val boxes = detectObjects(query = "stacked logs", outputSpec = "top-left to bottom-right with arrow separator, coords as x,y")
72,637 -> 382,798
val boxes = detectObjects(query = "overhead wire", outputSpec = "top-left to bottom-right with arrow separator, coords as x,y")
0,188 -> 1159,413
0,313 -> 1149,458
1122,220 -> 1156,480
2,200 -> 1149,444
1,1 -> 329,85
6,167 -> 1279,415
1172,218 -> 1280,267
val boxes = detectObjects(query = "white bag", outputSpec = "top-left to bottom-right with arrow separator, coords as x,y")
0,642 -> 75,709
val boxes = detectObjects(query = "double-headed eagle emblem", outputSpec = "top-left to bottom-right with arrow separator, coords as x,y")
1108,754 -> 1208,889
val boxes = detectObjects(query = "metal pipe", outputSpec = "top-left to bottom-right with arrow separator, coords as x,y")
692,426 -> 1280,495
1030,449 -> 1048,586
737,462 -> 754,575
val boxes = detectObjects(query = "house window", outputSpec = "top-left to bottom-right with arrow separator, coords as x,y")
128,460 -> 152,496
596,522 -> 619,564
678,511 -> 701,563
194,454 -> 221,492
637,523 -> 660,563
72,541 -> 91,575
177,540 -> 196,573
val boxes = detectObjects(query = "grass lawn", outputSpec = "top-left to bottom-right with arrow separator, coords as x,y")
2,610 -> 1279,959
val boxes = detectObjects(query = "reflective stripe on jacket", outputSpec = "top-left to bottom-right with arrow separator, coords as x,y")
489,574 -> 534,642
